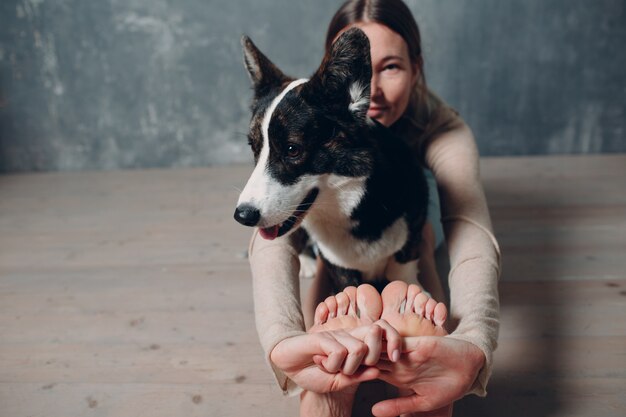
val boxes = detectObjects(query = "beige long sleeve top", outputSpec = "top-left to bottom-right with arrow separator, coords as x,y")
248,122 -> 501,397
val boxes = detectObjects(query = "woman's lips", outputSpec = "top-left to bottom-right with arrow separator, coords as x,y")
367,106 -> 388,118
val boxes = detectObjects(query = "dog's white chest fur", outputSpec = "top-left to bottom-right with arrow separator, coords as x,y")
303,174 -> 410,281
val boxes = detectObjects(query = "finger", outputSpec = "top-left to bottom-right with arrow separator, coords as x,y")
375,359 -> 394,372
270,333 -> 327,370
362,324 -> 383,366
353,366 -> 380,383
346,324 -> 385,365
374,319 -> 402,362
333,331 -> 368,375
313,354 -> 325,367
346,324 -> 374,340
372,394 -> 430,417
334,366 -> 380,391
317,335 -> 348,373
321,349 -> 346,373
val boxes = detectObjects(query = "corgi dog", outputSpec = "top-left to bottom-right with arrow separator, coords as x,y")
234,28 -> 428,291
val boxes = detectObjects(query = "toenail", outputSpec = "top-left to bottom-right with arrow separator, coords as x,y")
392,349 -> 400,362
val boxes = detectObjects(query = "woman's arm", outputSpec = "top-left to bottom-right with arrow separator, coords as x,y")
426,123 -> 501,396
248,229 -> 308,394
369,122 -> 501,417
249,229 -> 389,395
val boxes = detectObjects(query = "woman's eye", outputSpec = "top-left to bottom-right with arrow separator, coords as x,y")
287,143 -> 302,159
384,64 -> 399,71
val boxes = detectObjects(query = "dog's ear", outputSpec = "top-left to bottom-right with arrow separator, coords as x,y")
241,35 -> 288,96
309,28 -> 372,120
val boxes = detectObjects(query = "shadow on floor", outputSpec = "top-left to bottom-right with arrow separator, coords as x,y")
454,183 -> 567,417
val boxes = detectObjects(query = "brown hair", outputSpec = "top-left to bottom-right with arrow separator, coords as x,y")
325,0 -> 462,162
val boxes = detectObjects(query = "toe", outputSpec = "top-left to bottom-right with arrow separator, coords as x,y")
314,302 -> 329,325
434,302 -> 448,327
356,284 -> 383,323
413,293 -> 429,316
404,284 -> 422,315
425,298 -> 437,321
381,281 -> 409,318
324,295 -> 338,318
342,286 -> 358,317
335,292 -> 350,316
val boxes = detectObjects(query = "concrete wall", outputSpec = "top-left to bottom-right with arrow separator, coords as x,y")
0,0 -> 624,172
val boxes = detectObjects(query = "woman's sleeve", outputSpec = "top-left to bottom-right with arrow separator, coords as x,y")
248,229 -> 306,396
425,124 -> 502,397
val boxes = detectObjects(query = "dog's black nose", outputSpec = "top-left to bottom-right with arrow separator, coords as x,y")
234,204 -> 261,226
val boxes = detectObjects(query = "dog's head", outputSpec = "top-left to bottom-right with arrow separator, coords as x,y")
234,28 -> 374,240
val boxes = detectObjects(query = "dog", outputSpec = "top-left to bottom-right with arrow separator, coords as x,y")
234,28 -> 429,292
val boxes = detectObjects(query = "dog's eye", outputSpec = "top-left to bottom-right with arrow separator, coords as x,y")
287,143 -> 302,159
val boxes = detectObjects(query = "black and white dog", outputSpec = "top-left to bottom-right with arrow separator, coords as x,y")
234,28 -> 428,292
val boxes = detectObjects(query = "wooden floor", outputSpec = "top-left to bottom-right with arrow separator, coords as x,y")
0,155 -> 625,417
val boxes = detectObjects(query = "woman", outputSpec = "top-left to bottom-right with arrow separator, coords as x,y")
248,1 -> 501,416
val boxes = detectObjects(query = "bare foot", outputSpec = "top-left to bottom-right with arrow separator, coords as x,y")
380,281 -> 448,338
309,281 -> 447,350
309,284 -> 382,333
376,281 -> 453,417
301,285 -> 386,417
304,282 -> 451,417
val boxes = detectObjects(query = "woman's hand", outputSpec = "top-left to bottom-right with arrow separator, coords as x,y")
372,336 -> 485,417
270,327 -> 384,393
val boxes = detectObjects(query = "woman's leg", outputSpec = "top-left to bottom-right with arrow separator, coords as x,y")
419,169 -> 447,305
417,222 -> 447,304
300,258 -> 358,416
303,256 -> 333,329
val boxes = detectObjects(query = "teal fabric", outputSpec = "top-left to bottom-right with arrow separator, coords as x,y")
424,169 -> 445,248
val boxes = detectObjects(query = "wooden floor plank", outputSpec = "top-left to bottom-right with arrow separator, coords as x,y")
1,155 -> 625,416
0,382 -> 299,417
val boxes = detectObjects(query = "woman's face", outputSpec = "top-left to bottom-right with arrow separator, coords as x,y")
353,22 -> 418,127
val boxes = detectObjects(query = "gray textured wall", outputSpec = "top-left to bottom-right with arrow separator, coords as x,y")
0,0 -> 624,172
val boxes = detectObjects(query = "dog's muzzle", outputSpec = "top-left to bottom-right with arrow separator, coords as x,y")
233,188 -> 319,240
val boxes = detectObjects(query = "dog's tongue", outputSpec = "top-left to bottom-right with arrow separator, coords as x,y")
259,225 -> 280,240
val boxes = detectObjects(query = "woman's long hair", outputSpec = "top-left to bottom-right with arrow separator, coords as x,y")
325,0 -> 462,162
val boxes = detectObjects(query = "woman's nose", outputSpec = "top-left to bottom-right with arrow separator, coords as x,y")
370,74 -> 382,99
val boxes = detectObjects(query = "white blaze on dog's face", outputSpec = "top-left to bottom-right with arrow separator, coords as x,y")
235,29 -> 375,240
236,78 -> 316,239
